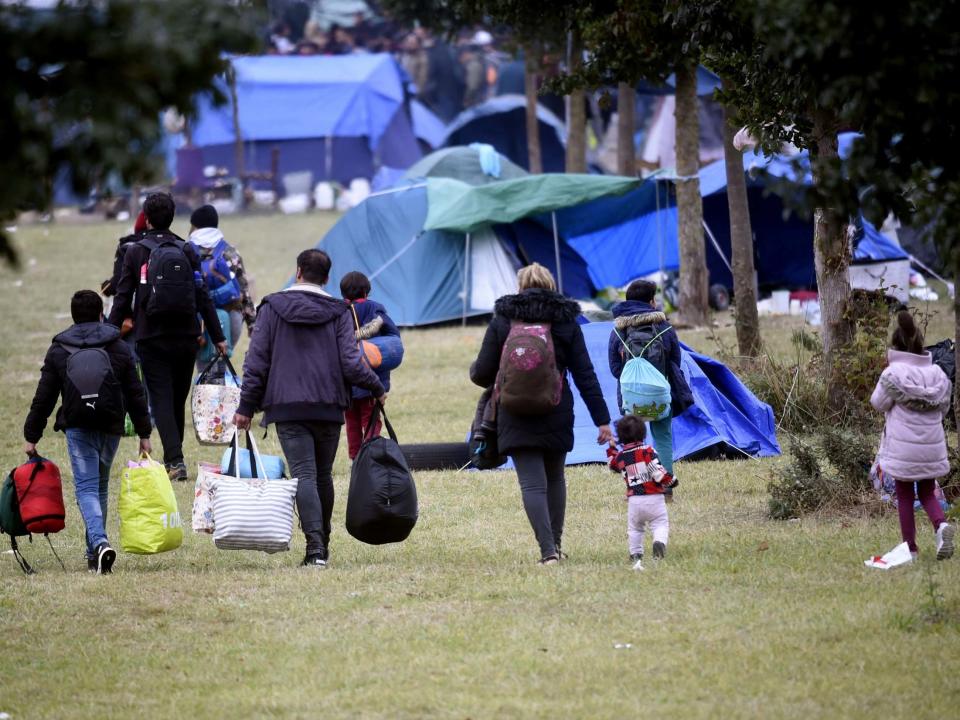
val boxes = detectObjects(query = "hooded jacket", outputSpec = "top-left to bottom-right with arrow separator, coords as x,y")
347,297 -> 401,399
870,348 -> 952,479
607,300 -> 694,417
238,285 -> 384,425
23,322 -> 152,442
106,228 -> 225,345
470,288 -> 610,453
188,227 -> 257,335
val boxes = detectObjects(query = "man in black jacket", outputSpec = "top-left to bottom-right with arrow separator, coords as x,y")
107,192 -> 226,481
23,290 -> 152,574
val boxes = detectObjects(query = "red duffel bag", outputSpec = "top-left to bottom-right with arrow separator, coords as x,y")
13,455 -> 65,534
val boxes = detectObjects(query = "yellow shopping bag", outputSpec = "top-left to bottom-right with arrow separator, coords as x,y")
119,454 -> 183,554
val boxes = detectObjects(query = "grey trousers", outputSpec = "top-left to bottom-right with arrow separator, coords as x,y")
512,449 -> 568,560
276,420 -> 342,559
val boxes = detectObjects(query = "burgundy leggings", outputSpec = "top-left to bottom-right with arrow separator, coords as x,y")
895,480 -> 946,552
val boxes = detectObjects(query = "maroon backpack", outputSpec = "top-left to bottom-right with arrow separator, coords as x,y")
496,321 -> 563,415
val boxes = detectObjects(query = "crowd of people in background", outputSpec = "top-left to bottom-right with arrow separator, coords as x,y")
264,1 -> 511,122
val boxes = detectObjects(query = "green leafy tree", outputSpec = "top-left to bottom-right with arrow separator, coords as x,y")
724,1 -> 960,404
0,0 -> 262,265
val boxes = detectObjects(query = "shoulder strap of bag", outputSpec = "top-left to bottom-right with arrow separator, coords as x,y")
613,328 -> 635,359
639,326 -> 671,358
16,456 -> 47,504
363,400 -> 398,444
225,429 -> 266,479
196,352 -> 239,385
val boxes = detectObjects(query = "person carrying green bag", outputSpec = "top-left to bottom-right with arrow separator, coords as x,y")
23,290 -> 152,574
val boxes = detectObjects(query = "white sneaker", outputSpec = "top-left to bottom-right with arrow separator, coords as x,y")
936,522 -> 955,560
632,558 -> 645,571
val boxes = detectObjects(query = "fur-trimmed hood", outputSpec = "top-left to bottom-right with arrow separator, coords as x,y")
879,349 -> 952,411
494,288 -> 580,324
614,311 -> 667,331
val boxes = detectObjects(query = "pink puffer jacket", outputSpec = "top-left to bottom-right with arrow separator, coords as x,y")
870,349 -> 952,480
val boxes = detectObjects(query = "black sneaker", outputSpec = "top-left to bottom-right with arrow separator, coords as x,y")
301,554 -> 328,568
538,554 -> 560,566
166,463 -> 188,482
95,543 -> 116,575
652,541 -> 666,559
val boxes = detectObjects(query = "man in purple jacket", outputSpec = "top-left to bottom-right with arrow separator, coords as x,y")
234,249 -> 384,568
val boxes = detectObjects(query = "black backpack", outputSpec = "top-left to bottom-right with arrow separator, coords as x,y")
58,343 -> 126,429
140,236 -> 197,317
345,404 -> 418,545
622,323 -> 669,377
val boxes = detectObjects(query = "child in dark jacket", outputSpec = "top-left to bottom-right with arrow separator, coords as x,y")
607,415 -> 676,571
23,290 -> 152,574
340,271 -> 402,459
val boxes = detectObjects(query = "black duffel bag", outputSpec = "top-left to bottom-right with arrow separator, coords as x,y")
345,402 -> 418,545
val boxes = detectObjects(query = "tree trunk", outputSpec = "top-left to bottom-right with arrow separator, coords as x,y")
674,62 -> 709,326
523,44 -> 542,174
954,252 -> 960,449
617,82 -> 636,176
565,30 -> 587,173
722,104 -> 761,357
810,115 -> 853,400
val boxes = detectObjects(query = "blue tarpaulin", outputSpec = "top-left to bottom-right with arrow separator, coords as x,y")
187,54 -> 421,184
565,322 -> 781,465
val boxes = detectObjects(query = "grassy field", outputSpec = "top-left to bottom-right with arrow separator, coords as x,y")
1,214 -> 958,719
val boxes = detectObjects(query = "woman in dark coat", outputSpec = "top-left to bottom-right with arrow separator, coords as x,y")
470,263 -> 613,564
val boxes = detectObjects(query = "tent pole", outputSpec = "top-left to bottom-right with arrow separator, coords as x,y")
551,211 -> 564,294
702,218 -> 732,273
227,61 -> 244,178
462,232 -> 471,327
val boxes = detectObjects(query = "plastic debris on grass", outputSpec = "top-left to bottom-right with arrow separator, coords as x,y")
865,542 -> 914,569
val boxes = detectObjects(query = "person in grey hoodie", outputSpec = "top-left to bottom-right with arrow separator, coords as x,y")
234,249 -> 384,568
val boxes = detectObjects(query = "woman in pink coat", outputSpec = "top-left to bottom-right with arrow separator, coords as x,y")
870,311 -> 955,560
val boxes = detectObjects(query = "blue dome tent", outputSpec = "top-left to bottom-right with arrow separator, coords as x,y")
440,95 -> 567,173
313,173 -> 640,326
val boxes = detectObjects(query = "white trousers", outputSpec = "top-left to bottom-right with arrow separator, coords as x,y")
627,494 -> 669,556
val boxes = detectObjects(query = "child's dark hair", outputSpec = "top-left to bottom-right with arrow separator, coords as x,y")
340,271 -> 371,301
71,290 -> 103,323
625,279 -> 657,303
891,310 -> 924,354
615,414 -> 647,445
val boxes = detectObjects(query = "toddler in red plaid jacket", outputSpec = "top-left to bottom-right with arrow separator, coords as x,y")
607,415 -> 676,570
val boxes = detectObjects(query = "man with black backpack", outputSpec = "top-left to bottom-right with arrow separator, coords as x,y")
108,192 -> 226,482
23,290 -> 152,573
608,280 -> 694,480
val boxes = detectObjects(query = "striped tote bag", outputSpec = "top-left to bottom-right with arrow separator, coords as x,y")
210,476 -> 298,553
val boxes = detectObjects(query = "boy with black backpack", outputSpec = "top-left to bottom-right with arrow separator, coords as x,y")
607,280 -> 694,479
23,290 -> 152,573
107,193 -> 226,482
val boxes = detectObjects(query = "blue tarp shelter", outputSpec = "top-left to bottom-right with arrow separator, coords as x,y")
532,321 -> 780,465
440,95 -> 567,173
550,133 -> 907,294
187,54 -> 421,185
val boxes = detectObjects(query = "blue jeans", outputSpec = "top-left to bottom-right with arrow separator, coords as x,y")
649,413 -> 674,475
65,429 -> 120,559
